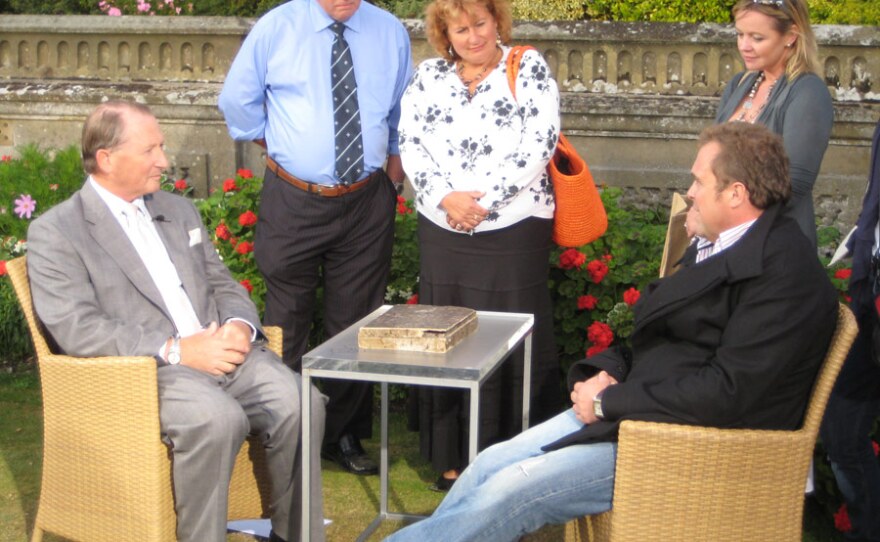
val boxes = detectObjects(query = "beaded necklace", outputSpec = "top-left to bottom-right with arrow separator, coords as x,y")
736,71 -> 777,123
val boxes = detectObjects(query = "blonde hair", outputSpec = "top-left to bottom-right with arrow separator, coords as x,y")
424,0 -> 513,62
732,0 -> 820,80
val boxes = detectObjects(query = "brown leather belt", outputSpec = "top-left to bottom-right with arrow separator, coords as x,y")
266,155 -> 376,198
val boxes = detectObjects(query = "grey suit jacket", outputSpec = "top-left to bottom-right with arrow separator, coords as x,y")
27,180 -> 263,362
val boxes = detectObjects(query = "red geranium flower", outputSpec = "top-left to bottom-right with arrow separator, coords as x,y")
577,295 -> 598,310
587,321 -> 614,348
0,155 -> 11,162
834,503 -> 852,533
236,241 -> 254,255
623,287 -> 640,306
406,294 -> 419,304
238,210 -> 257,227
237,168 -> 254,179
559,248 -> 586,270
0,260 -> 6,276
873,440 -> 879,456
223,178 -> 238,193
240,279 -> 254,293
835,268 -> 852,280
215,223 -> 231,241
602,254 -> 612,262
174,179 -> 188,191
586,260 -> 609,283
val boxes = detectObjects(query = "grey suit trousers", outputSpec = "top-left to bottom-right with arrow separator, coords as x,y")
158,344 -> 326,542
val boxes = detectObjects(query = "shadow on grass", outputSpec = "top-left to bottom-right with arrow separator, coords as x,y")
0,369 -> 42,542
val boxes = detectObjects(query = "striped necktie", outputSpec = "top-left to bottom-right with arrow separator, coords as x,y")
330,22 -> 364,185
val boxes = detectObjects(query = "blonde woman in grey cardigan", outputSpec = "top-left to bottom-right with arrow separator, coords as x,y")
716,0 -> 832,247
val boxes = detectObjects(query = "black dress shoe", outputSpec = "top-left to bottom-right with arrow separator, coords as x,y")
321,433 -> 379,475
429,473 -> 457,492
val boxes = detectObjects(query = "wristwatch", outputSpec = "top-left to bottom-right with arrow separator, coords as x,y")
593,390 -> 605,420
167,336 -> 181,365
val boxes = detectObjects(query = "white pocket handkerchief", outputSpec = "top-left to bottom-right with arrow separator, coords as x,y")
188,228 -> 202,247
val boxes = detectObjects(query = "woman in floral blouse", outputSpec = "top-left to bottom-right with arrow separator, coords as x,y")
399,0 -> 562,491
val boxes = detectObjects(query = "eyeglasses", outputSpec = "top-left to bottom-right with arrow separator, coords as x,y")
751,0 -> 785,7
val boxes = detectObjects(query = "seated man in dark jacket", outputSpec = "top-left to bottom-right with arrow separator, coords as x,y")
385,122 -> 839,542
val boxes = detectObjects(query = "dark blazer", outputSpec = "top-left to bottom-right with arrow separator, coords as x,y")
26,181 -> 267,362
545,204 -> 838,450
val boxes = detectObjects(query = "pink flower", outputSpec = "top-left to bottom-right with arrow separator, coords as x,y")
577,295 -> 598,310
0,155 -> 11,162
406,294 -> 419,305
586,260 -> 609,283
108,7 -> 122,15
137,1 -> 151,12
14,194 -> 36,219
623,287 -> 640,306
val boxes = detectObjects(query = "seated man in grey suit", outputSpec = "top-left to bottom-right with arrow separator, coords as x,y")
26,101 -> 326,542
385,122 -> 839,542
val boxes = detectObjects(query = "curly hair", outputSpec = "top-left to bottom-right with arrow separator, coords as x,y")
424,0 -> 512,62
699,122 -> 791,209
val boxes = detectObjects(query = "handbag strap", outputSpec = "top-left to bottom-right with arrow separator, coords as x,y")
506,45 -> 536,100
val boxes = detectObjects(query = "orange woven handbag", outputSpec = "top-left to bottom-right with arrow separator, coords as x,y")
507,45 -> 607,248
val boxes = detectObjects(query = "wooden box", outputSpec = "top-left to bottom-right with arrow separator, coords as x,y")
357,305 -> 478,353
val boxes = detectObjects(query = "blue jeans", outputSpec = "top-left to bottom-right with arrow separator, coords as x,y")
384,410 -> 617,542
820,304 -> 880,542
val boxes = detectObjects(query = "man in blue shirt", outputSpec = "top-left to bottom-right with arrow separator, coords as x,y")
219,0 -> 412,475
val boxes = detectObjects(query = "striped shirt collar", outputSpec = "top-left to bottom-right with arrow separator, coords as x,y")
694,219 -> 757,263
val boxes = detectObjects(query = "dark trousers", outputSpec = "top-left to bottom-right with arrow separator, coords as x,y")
255,166 -> 396,444
820,296 -> 880,542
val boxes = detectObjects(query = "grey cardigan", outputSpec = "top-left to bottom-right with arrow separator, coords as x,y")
716,71 -> 833,247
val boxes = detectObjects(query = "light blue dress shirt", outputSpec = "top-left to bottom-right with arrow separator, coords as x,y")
219,0 -> 412,186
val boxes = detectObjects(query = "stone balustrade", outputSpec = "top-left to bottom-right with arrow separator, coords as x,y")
1,15 -> 879,232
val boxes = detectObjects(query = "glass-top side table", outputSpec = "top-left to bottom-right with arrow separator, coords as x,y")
301,305 -> 534,542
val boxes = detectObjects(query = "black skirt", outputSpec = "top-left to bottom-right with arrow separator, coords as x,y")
407,214 -> 563,472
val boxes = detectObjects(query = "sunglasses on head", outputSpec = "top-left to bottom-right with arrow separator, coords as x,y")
751,0 -> 785,7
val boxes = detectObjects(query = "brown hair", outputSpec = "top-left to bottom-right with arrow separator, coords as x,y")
424,0 -> 512,62
732,0 -> 820,80
698,122 -> 791,209
81,101 -> 153,174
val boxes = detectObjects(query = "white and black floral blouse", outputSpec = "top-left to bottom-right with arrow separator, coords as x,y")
399,46 -> 560,233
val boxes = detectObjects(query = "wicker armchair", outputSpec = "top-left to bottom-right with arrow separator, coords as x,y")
6,256 -> 274,542
564,302 -> 857,542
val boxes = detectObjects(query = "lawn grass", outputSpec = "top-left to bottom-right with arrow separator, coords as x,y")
0,369 -> 846,542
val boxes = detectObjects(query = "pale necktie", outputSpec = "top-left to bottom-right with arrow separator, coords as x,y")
330,22 -> 364,185
123,203 -> 202,337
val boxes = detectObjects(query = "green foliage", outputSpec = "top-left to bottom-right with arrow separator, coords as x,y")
387,196 -> 420,304
4,0 -> 94,14
550,187 -> 667,370
808,0 -> 880,25
0,145 -> 84,243
374,0 -> 429,19
586,0 -> 733,23
0,279 -> 31,366
171,169 -> 268,314
512,0 -> 587,21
